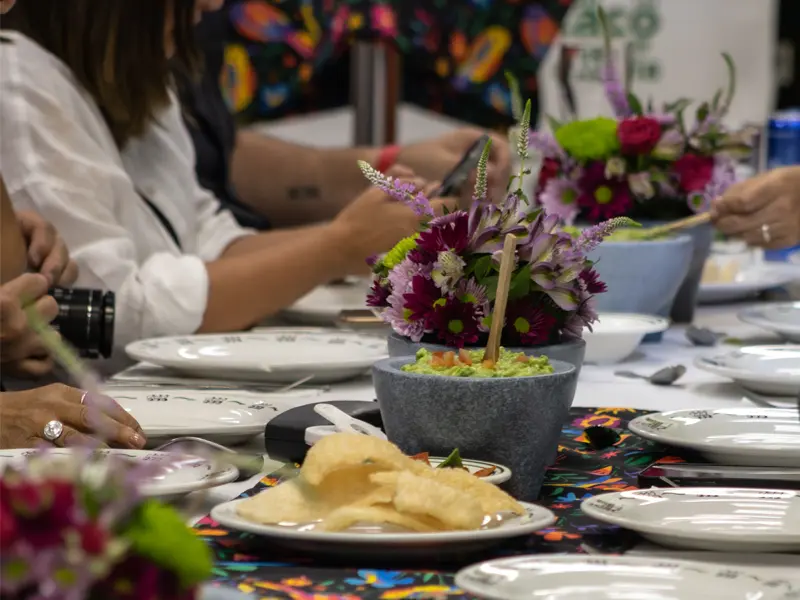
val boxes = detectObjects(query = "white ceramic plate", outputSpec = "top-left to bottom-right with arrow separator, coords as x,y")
0,449 -> 238,498
426,457 -> 511,486
583,313 -> 670,364
210,498 -> 554,559
281,281 -> 371,325
699,267 -> 795,304
694,345 -> 800,396
455,555 -> 800,600
629,407 -> 800,467
125,330 -> 387,384
106,388 -> 317,447
740,303 -> 800,342
581,488 -> 800,552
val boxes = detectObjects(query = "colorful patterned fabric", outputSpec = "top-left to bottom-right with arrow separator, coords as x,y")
194,407 -> 685,598
219,0 -> 575,129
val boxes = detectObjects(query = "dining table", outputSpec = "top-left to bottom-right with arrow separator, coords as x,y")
168,296 -> 800,599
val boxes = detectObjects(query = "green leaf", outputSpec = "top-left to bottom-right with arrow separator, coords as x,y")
484,275 -> 499,301
627,92 -> 643,116
710,88 -> 723,111
508,265 -> 532,300
664,98 -> 692,114
438,448 -> 464,469
505,71 -> 524,121
718,52 -> 736,117
473,255 -> 494,280
695,102 -> 710,124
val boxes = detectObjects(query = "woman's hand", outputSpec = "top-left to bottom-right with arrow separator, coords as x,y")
330,166 -> 455,270
710,167 -> 800,249
0,273 -> 59,377
0,384 -> 146,449
16,210 -> 78,286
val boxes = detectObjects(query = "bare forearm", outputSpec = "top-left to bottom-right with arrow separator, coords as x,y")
199,224 -> 354,332
231,131 -> 378,227
0,179 -> 28,284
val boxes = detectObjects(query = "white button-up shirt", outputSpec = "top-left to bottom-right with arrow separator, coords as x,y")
0,32 -> 253,371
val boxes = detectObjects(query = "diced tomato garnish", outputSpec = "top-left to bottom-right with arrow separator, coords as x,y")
516,354 -> 530,363
432,351 -> 445,359
481,359 -> 496,369
443,351 -> 456,367
458,349 -> 473,365
431,355 -> 445,367
474,466 -> 498,478
410,452 -> 431,466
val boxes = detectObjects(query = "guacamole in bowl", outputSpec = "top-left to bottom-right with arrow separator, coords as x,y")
401,348 -> 554,378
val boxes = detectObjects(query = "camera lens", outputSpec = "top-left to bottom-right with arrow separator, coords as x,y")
49,288 -> 115,359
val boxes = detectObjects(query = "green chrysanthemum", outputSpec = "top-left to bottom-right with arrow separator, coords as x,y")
554,117 -> 620,161
383,234 -> 419,270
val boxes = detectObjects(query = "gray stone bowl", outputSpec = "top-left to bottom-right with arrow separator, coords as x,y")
372,357 -> 579,502
387,333 -> 586,375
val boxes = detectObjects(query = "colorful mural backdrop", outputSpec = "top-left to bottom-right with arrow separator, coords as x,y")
219,0 -> 574,128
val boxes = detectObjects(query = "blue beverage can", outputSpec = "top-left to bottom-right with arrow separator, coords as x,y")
764,110 -> 800,261
766,109 -> 800,169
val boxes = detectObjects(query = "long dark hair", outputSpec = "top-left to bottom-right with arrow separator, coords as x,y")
2,0 -> 200,146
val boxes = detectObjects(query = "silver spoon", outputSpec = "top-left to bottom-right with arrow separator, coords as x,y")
685,325 -> 725,347
615,364 -> 687,386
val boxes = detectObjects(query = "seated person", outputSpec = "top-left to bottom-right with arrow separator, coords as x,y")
179,3 -> 512,230
0,181 -> 144,449
0,0 -> 452,371
711,166 -> 800,250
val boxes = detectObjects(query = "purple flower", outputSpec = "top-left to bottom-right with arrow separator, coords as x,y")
416,211 -> 469,254
384,292 -> 426,342
529,131 -> 566,159
366,278 -> 390,308
388,258 -> 431,294
688,155 -> 737,213
601,59 -> 631,119
539,178 -> 580,224
562,296 -> 599,339
573,216 -> 638,255
579,268 -> 607,295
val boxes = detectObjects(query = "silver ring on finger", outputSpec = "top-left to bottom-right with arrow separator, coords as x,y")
761,223 -> 772,244
43,419 -> 64,442
80,391 -> 88,405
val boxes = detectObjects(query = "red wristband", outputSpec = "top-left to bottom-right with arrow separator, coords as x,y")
375,145 -> 401,173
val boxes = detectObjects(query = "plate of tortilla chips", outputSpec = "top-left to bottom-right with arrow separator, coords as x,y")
210,433 -> 553,558
412,450 -> 512,485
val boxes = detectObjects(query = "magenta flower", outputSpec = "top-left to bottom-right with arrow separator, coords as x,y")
506,300 -> 558,346
577,162 -> 633,223
579,268 -> 607,294
402,275 -> 443,327
416,211 -> 469,254
428,297 -> 482,347
366,278 -> 390,308
539,177 -> 580,224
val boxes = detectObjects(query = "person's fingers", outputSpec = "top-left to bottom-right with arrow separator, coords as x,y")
39,238 -> 70,286
713,174 -> 780,216
58,260 -> 79,287
58,425 -> 102,449
423,181 -> 442,197
9,357 -> 55,378
22,216 -> 57,269
83,392 -> 145,436
430,197 -> 458,216
713,214 -> 753,237
737,220 -> 794,250
385,164 -> 415,179
1,330 -> 49,362
33,293 -> 59,323
1,272 -> 49,306
54,398 -> 144,449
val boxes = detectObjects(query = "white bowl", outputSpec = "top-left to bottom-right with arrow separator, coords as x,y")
583,313 -> 670,364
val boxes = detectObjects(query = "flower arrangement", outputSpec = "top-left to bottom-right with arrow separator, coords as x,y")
0,449 -> 212,600
360,101 -> 634,348
531,7 -> 754,224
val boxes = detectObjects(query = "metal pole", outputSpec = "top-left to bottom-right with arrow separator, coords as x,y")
351,41 -> 392,146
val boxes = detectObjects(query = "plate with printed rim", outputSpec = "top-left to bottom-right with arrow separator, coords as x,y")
0,449 -> 238,499
125,330 -> 388,384
699,267 -> 796,304
426,457 -> 512,486
105,387 -> 320,447
628,407 -> 800,467
209,498 -> 555,559
693,345 -> 800,396
580,488 -> 800,553
454,555 -> 800,600
281,280 -> 372,325
739,302 -> 800,341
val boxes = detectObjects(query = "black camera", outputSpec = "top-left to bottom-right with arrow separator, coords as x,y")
48,288 -> 115,359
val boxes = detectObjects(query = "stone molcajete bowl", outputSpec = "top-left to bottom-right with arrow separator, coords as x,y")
372,357 -> 579,502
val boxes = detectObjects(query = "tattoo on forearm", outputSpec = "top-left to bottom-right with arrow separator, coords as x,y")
287,186 -> 321,201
